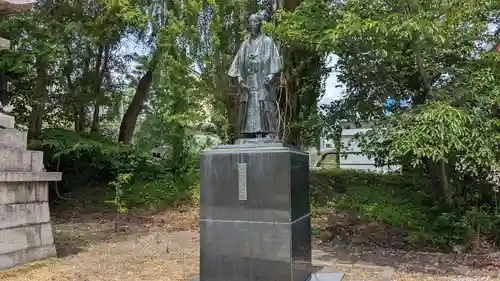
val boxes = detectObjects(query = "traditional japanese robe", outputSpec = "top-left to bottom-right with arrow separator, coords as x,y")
228,34 -> 281,137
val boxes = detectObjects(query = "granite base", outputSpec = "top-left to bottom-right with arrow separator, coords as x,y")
189,269 -> 345,281
198,143 -> 312,281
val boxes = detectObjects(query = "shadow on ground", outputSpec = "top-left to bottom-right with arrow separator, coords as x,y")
50,187 -> 198,258
48,186 -> 499,279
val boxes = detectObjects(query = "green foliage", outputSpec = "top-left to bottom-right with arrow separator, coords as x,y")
30,128 -> 201,209
277,0 -> 500,248
311,169 -> 500,250
4,0 -> 500,254
358,101 -> 498,176
105,173 -> 131,213
29,129 -> 127,187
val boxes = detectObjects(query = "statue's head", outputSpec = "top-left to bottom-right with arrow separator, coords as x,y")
248,13 -> 262,36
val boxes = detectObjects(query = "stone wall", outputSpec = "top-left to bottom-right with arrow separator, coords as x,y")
0,0 -> 60,270
0,121 -> 61,269
0,182 -> 56,269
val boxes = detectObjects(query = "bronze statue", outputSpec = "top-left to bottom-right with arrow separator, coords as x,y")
228,13 -> 281,140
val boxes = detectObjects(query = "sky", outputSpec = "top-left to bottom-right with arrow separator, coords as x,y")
319,54 -> 344,105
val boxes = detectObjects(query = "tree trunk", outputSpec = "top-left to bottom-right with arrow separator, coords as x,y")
28,58 -> 48,138
412,38 -> 453,206
118,70 -> 153,144
426,159 -> 452,208
0,72 -> 8,105
247,0 -> 259,13
75,52 -> 91,132
439,159 -> 452,207
281,0 -> 301,10
77,107 -> 86,131
223,88 -> 239,143
91,44 -> 110,132
63,48 -> 80,132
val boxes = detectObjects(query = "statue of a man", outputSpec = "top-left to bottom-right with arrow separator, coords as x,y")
228,13 -> 281,140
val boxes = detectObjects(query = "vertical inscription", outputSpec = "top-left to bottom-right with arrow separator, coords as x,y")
237,163 -> 247,201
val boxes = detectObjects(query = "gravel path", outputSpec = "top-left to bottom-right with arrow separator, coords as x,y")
0,208 -> 498,281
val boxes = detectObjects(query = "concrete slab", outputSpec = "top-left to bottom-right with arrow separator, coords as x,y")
0,37 -> 9,50
0,244 -> 56,270
0,149 -> 44,172
0,223 -> 54,255
308,272 -> 344,281
0,182 -> 48,204
0,202 -> 51,229
0,113 -> 14,129
0,172 -> 61,182
0,129 -> 27,149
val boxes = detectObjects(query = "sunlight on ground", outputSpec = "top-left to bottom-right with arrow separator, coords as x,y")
0,208 -> 498,281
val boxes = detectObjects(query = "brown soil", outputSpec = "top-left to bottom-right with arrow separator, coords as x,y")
0,201 -> 499,281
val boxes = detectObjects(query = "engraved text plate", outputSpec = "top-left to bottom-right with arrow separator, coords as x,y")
237,163 -> 247,201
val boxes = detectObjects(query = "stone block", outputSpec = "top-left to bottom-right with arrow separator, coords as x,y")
200,143 -> 310,223
198,143 -> 312,281
308,272 -> 345,281
0,149 -> 44,172
0,182 -> 48,204
0,113 -> 14,129
200,216 -> 311,281
0,244 -> 56,270
0,37 -> 10,50
0,223 -> 54,255
0,129 -> 27,149
30,151 -> 44,172
0,202 -> 51,229
0,172 -> 61,182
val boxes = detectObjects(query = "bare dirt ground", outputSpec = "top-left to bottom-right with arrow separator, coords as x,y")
1,196 -> 500,281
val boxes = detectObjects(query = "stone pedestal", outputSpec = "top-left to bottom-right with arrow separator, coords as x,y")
0,118 -> 61,269
196,143 -> 312,281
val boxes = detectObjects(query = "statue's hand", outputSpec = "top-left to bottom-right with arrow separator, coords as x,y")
237,77 -> 244,85
238,77 -> 250,90
264,74 -> 274,85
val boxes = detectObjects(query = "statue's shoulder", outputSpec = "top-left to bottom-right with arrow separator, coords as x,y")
262,35 -> 275,44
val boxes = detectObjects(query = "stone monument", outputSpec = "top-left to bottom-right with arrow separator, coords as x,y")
191,14 -> 344,281
0,0 -> 62,269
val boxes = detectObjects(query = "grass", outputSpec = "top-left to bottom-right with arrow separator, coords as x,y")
310,169 -> 441,248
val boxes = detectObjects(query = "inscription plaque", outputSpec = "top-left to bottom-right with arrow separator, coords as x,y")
237,163 -> 247,201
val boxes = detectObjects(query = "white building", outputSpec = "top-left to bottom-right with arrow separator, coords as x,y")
310,120 -> 400,173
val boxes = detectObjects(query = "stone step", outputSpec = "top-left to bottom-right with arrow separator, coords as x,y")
0,182 -> 48,205
0,223 -> 55,256
0,202 -> 51,229
0,129 -> 27,149
0,172 -> 61,182
0,244 -> 56,270
0,113 -> 15,129
0,230 -> 56,269
0,149 -> 44,172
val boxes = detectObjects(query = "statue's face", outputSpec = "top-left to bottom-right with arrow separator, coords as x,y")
248,15 -> 261,35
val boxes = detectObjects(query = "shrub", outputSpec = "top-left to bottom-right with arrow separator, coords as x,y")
310,169 -> 500,251
29,128 -> 201,209
29,129 -> 128,191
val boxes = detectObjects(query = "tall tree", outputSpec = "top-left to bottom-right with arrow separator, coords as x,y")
118,0 -> 171,144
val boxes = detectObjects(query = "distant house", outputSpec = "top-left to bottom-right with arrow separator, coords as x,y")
311,120 -> 400,173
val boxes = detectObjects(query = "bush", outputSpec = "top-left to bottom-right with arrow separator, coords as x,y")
29,129 -> 128,191
117,150 -> 201,209
310,169 -> 500,251
29,128 -> 201,209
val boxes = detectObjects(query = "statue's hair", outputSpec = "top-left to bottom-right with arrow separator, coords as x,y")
248,13 -> 263,23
